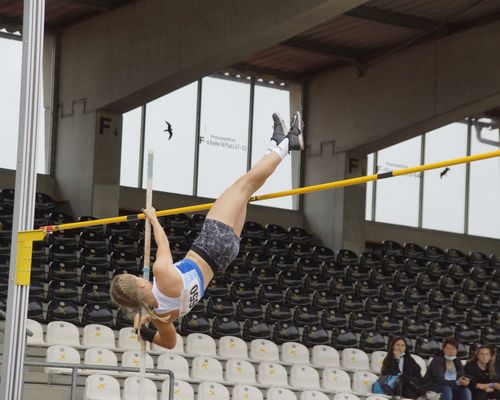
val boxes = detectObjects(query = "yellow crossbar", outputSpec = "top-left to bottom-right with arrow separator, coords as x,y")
38,149 -> 500,233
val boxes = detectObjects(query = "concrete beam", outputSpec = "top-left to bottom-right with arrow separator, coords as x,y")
57,0 -> 369,113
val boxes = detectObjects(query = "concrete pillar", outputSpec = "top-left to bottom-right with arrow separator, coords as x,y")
55,107 -> 122,218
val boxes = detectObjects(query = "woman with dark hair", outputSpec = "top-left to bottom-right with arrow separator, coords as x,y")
380,336 -> 425,399
423,338 -> 472,400
464,345 -> 500,400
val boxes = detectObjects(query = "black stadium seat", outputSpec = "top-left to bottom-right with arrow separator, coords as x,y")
231,281 -> 256,301
288,227 -> 312,244
115,308 -> 134,329
251,267 -> 278,286
246,252 -> 270,269
441,305 -> 465,325
82,303 -> 114,327
46,299 -> 80,325
28,300 -> 44,323
402,317 -> 427,338
404,242 -> 425,258
365,296 -> 390,316
258,285 -> 283,304
204,280 -> 229,298
428,321 -> 454,341
265,224 -> 288,241
285,287 -> 311,307
278,270 -> 303,289
312,290 -> 338,311
81,283 -> 111,304
360,252 -> 382,269
293,305 -> 319,326
455,324 -> 480,345
331,328 -> 357,350
359,331 -> 386,353
302,325 -> 330,347
79,231 -> 107,250
272,322 -> 301,344
383,254 -> 406,272
339,294 -> 364,313
81,264 -> 110,284
336,249 -> 358,267
382,240 -> 403,256
305,273 -> 329,292
242,319 -> 272,341
206,297 -> 234,318
240,237 -> 265,253
235,300 -> 262,321
349,312 -> 374,332
48,280 -> 78,301
469,251 -> 490,268
265,303 -> 292,323
225,263 -> 251,283
271,254 -> 295,271
466,308 -> 490,328
179,312 -> 210,335
242,221 -> 266,238
314,246 -> 335,262
415,337 -> 440,358
296,257 -> 321,275
211,316 -> 241,338
321,310 -> 348,330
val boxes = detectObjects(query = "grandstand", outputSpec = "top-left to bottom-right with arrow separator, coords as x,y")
0,1 -> 500,400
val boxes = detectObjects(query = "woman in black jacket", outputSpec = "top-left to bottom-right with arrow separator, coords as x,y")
423,338 -> 472,400
381,336 -> 424,399
464,345 -> 500,400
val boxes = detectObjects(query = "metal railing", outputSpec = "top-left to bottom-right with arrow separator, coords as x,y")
23,360 -> 175,400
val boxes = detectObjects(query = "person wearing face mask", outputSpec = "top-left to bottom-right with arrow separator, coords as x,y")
380,336 -> 426,399
423,338 -> 472,400
464,345 -> 500,400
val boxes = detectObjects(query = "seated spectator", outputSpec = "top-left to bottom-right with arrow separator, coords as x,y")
464,345 -> 500,400
423,338 -> 472,400
380,336 -> 424,399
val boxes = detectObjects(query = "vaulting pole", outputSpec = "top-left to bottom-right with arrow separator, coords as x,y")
38,149 -> 500,233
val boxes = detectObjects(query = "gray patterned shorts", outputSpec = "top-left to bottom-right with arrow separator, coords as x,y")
191,218 -> 240,272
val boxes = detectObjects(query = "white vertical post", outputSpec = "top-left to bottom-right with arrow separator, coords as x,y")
140,150 -> 154,398
0,0 -> 45,399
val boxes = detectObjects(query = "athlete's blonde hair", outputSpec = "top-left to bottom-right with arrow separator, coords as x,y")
110,274 -> 170,323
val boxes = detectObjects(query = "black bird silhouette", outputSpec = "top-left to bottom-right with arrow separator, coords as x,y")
163,121 -> 173,140
440,167 -> 450,178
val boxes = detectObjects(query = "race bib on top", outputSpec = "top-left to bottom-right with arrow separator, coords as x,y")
179,279 -> 201,317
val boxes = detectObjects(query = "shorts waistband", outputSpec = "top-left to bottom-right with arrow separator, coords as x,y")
190,244 -> 219,273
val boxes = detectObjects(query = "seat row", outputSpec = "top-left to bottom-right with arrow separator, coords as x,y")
83,374 -> 386,400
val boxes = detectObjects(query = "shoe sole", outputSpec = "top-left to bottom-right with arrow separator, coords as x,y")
291,112 -> 304,150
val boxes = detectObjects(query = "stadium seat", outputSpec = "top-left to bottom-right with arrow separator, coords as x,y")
359,331 -> 386,353
285,287 -> 312,307
278,270 -> 304,289
290,243 -> 315,260
79,231 -> 107,250
49,244 -> 78,263
441,305 -> 466,325
185,333 -> 216,356
339,294 -> 364,313
265,223 -> 288,241
162,380 -> 194,400
106,221 -> 135,237
345,265 -> 370,282
26,318 -> 45,346
242,220 -> 266,238
197,382 -> 229,400
416,302 -> 440,322
80,248 -> 108,267
191,356 -> 223,381
341,348 -> 370,371
402,317 -> 427,339
404,287 -> 427,305
151,332 -> 184,354
482,326 -> 500,346
352,371 -> 378,395
46,321 -> 81,347
83,374 -> 121,400
271,254 -> 295,271
115,308 -> 134,329
485,281 -> 500,299
423,245 -> 446,261
265,240 -> 290,257
354,281 -> 379,298
249,339 -> 279,362
47,279 -> 78,302
289,226 -> 313,244
267,387 -> 297,400
337,249 -> 358,267
370,351 -> 387,374
157,353 -> 190,380
455,324 -> 481,344
235,299 -> 263,321
302,325 -> 330,347
322,367 -> 352,392
375,314 -> 401,335
45,345 -> 81,374
251,267 -> 279,286
321,310 -> 348,330
365,297 -> 390,316
331,329 -> 358,350
82,324 -> 116,349
471,266 -> 490,283
121,350 -> 154,375
294,305 -> 320,326
211,315 -> 241,338
118,327 -> 142,351
225,359 -> 256,384
312,290 -> 338,311
305,273 -> 329,292
29,281 -> 45,301
272,322 -> 300,344
246,251 -> 270,269
257,362 -> 288,386
83,348 -> 118,375
47,261 -> 78,282
311,344 -> 340,368
28,300 -> 45,322
233,385 -> 264,400
281,341 -> 309,364
415,338 -> 441,358
349,313 -> 375,333
122,376 -> 157,400
330,277 -> 355,297
225,263 -> 252,283
411,354 -> 427,376
476,294 -> 497,313
108,235 -> 136,253
394,270 -> 417,288
379,283 -> 404,302
81,283 -> 111,305
179,312 -> 210,335
322,260 -> 345,279
218,336 -> 247,358
231,281 -> 257,301
265,303 -> 293,323
300,391 -> 330,400
204,279 -> 229,298
110,251 -> 138,273
429,321 -> 454,340
290,364 -> 320,389
314,245 -> 335,262
242,319 -> 272,341
81,265 -> 110,285
466,308 -> 489,328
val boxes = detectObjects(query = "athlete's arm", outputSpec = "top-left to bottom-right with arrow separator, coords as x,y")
143,207 -> 173,265
146,319 -> 177,349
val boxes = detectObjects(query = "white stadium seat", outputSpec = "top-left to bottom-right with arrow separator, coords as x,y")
45,345 -> 81,374
83,347 -> 118,375
411,354 -> 427,376
83,374 -> 121,400
332,393 -> 361,400
281,342 -> 309,364
185,333 -> 216,356
218,336 -> 248,359
352,371 -> 378,395
341,348 -> 370,371
118,327 -> 146,351
290,365 -> 320,389
157,353 -> 190,380
26,319 -> 45,346
123,376 -> 157,400
233,384 -> 264,400
370,351 -> 387,374
191,356 -> 223,381
197,382 -> 230,400
46,321 -> 81,347
152,333 -> 184,354
250,339 -> 279,361
366,396 -> 390,400
82,324 -> 116,349
121,350 -> 155,376
267,387 -> 297,400
300,390 -> 331,400
322,367 -> 352,392
257,362 -> 288,386
225,359 -> 256,384
311,345 -> 340,367
161,379 -> 194,400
